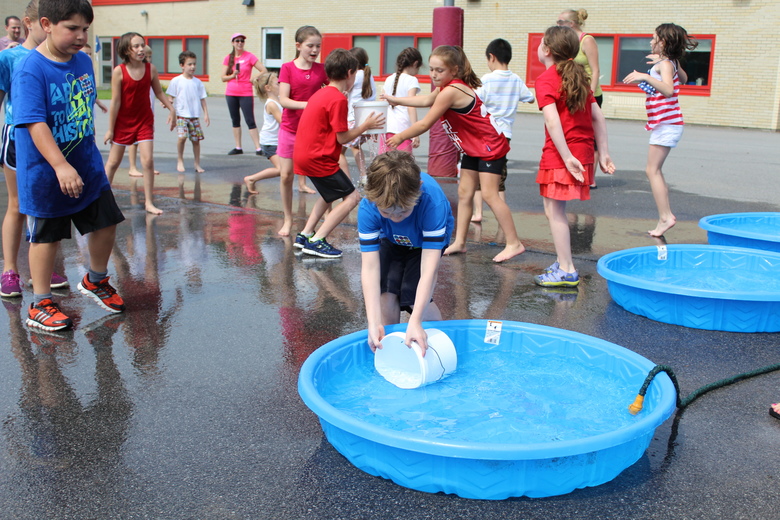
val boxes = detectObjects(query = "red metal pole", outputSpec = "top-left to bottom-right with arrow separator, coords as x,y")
427,5 -> 463,178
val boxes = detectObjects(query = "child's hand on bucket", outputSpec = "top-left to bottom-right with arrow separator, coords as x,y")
368,323 -> 386,352
406,322 -> 429,357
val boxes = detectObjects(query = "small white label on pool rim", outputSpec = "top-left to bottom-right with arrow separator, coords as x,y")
485,320 -> 502,344
657,245 -> 667,261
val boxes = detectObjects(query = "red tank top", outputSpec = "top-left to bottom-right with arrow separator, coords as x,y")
439,79 -> 509,161
115,62 -> 153,132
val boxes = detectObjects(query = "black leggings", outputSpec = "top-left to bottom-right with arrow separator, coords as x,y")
225,95 -> 257,130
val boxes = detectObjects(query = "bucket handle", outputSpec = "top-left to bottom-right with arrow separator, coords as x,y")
426,345 -> 447,380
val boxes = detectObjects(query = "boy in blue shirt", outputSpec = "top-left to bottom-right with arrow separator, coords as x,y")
12,0 -> 125,331
358,151 -> 454,354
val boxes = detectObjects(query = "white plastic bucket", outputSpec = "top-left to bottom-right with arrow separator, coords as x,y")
353,100 -> 388,135
374,328 -> 457,389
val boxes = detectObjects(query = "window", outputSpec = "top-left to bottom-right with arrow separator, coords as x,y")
526,33 -> 715,96
114,36 -> 208,79
263,28 -> 283,70
322,33 -> 432,81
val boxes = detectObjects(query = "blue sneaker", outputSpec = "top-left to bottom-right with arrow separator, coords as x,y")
294,233 -> 312,249
534,267 -> 579,287
303,238 -> 342,258
543,261 -> 560,274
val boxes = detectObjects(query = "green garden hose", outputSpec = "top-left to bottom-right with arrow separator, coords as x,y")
629,363 -> 780,415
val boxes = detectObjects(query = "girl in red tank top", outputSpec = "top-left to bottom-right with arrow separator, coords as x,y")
384,45 -> 524,263
103,32 -> 176,215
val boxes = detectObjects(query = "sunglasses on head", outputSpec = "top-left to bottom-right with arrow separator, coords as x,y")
233,38 -> 245,43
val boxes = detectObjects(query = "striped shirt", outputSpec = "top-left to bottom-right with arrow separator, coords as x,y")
475,70 -> 534,139
645,60 -> 683,131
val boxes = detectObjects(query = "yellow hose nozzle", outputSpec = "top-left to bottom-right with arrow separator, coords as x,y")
628,395 -> 645,415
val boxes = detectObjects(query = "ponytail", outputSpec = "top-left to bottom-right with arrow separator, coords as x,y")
349,47 -> 373,99
227,48 -> 236,75
557,60 -> 590,113
392,47 -> 423,97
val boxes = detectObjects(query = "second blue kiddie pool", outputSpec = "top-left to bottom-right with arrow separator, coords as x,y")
598,244 -> 780,332
699,212 -> 780,253
298,320 -> 676,499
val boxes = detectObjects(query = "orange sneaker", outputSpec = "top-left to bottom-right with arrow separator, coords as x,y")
77,274 -> 125,313
26,298 -> 73,331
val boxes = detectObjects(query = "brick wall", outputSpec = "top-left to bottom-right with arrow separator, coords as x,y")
92,0 -> 780,130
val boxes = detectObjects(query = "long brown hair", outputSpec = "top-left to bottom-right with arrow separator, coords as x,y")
430,45 -> 480,89
543,26 -> 591,113
349,47 -> 373,99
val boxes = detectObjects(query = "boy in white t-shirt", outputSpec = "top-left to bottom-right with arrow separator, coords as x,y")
166,50 -> 210,173
472,38 -> 535,222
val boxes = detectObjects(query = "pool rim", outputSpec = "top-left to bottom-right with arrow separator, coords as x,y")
298,319 -> 677,461
698,212 -> 780,244
597,244 -> 780,302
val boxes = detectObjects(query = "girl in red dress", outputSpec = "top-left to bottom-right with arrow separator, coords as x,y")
534,26 -> 615,286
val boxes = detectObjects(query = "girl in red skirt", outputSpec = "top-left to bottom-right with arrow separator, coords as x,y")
534,26 -> 615,286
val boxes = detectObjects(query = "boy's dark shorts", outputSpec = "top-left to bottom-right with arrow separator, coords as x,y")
1,124 -> 16,170
460,153 -> 507,176
26,189 -> 125,243
379,238 -> 438,313
308,168 -> 355,203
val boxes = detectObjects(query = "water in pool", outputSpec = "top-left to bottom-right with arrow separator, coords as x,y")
627,265 -> 780,293
324,348 -> 643,444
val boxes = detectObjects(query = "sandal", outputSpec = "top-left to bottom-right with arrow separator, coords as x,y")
769,403 -> 780,420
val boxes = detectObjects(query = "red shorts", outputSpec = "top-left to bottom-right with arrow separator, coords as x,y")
537,164 -> 594,201
112,122 -> 154,146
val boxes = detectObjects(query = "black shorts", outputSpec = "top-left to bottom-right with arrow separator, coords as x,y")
379,238 -> 437,313
475,138 -> 509,192
309,169 -> 355,203
26,189 -> 125,243
1,124 -> 16,170
460,153 -> 506,175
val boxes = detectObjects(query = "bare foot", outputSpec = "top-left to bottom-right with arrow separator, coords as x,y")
154,170 -> 161,175
470,214 -> 482,223
648,217 -> 676,237
443,242 -> 467,256
244,176 -> 259,194
177,162 -> 185,173
277,220 -> 292,236
298,185 -> 317,194
492,242 -> 525,263
195,166 -> 205,173
128,169 -> 143,178
145,203 -> 163,215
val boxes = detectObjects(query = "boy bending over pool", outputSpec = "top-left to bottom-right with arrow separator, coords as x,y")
358,151 -> 454,355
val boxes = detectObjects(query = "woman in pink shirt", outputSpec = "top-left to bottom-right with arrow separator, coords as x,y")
221,33 -> 267,155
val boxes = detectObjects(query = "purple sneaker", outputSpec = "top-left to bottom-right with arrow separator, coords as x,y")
50,272 -> 69,289
27,272 -> 70,290
1,270 -> 23,298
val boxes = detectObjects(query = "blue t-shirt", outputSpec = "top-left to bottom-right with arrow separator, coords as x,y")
0,44 -> 31,127
12,50 -> 109,218
358,173 -> 454,251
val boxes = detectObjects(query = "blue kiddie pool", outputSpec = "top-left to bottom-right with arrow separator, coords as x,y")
699,212 -> 780,253
598,244 -> 780,332
298,320 -> 677,499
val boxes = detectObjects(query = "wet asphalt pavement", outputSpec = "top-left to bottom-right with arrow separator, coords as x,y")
1,103 -> 779,519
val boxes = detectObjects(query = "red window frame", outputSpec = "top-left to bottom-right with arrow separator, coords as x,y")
526,33 -> 715,97
112,35 -> 209,81
322,33 -> 433,84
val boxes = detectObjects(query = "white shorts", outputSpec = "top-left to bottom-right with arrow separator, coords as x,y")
649,124 -> 683,148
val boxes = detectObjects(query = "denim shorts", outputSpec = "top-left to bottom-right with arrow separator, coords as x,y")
260,144 -> 277,158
